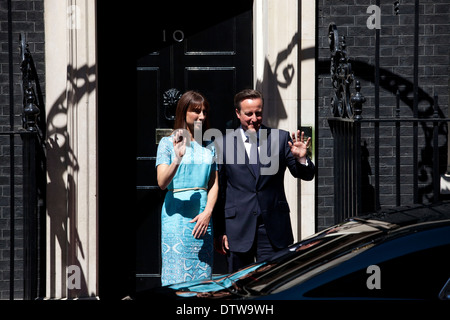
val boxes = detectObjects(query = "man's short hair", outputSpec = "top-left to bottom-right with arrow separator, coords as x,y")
234,89 -> 264,111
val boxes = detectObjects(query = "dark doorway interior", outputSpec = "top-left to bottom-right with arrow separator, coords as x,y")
136,8 -> 253,292
98,1 -> 254,299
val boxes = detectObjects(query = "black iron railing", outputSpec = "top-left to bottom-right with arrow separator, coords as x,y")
19,33 -> 47,300
328,22 -> 366,222
1,30 -> 46,299
328,19 -> 449,223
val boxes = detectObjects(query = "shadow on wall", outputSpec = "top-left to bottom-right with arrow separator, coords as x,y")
256,27 -> 449,210
318,55 -> 448,207
256,33 -> 301,129
256,32 -> 317,130
349,60 -> 447,204
46,64 -> 96,298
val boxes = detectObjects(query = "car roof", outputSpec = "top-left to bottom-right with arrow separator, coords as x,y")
357,201 -> 450,227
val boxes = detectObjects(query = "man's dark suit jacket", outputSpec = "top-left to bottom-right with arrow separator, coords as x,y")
214,125 -> 315,253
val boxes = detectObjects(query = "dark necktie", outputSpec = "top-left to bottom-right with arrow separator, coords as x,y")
248,137 -> 259,177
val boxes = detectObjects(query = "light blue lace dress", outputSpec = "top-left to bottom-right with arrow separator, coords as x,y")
155,136 -> 217,286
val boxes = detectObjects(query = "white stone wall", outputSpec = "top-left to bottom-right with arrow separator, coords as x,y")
254,0 -> 316,241
44,0 -> 98,299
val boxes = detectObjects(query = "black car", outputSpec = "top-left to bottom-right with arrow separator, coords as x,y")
142,203 -> 450,300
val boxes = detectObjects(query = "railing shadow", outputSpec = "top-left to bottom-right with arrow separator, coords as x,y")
318,39 -> 448,211
256,33 -> 301,128
46,63 -> 96,298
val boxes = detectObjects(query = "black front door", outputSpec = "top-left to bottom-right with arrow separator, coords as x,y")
135,8 -> 253,291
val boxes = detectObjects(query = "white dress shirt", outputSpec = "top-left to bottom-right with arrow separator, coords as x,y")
238,126 -> 308,166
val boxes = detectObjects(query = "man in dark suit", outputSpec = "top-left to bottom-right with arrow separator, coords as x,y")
214,89 -> 315,273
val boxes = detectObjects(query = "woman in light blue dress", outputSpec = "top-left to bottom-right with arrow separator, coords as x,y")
155,91 -> 218,286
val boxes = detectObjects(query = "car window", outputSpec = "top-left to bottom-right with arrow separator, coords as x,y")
304,244 -> 450,299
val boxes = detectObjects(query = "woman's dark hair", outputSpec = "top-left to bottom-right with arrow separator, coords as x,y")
234,89 -> 264,112
174,90 -> 210,133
